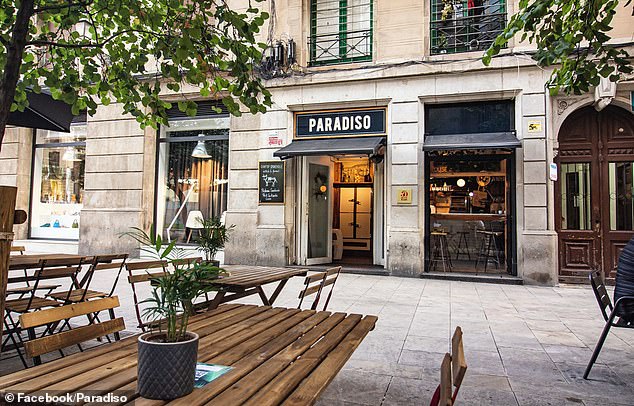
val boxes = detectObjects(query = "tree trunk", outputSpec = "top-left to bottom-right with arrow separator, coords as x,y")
0,0 -> 35,151
0,186 -> 18,340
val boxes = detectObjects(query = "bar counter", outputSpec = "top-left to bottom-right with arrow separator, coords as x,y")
430,213 -> 507,222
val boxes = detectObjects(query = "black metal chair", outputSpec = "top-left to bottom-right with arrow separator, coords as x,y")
584,271 -> 634,379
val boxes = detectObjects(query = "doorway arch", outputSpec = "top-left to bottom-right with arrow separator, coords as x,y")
555,105 -> 634,283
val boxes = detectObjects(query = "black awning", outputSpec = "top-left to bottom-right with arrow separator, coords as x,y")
423,132 -> 521,151
8,90 -> 74,132
274,136 -> 386,160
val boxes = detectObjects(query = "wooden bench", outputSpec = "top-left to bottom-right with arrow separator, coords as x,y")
19,296 -> 125,366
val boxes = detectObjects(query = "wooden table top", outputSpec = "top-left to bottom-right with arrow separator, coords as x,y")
0,304 -> 378,405
215,265 -> 308,288
8,254 -> 86,270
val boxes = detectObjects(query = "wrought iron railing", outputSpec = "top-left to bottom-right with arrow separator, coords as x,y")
309,0 -> 373,66
430,0 -> 506,55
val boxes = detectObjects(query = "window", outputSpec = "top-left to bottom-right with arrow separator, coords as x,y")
560,163 -> 592,231
430,0 -> 506,54
425,100 -> 514,135
309,0 -> 373,66
31,121 -> 86,239
609,162 -> 634,231
156,115 -> 229,244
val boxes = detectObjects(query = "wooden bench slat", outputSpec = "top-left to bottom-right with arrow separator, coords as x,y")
24,318 -> 125,358
440,353 -> 453,406
280,315 -> 378,406
207,312 -> 316,365
125,260 -> 167,271
20,296 -> 121,328
46,353 -> 136,393
127,271 -> 169,284
167,311 -> 328,406
0,335 -> 138,390
451,326 -> 467,389
94,262 -> 126,271
305,272 -> 326,283
211,313 -> 347,406
4,307 -> 238,392
242,314 -> 362,406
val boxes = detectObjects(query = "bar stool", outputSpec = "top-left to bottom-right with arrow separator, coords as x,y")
430,231 -> 453,272
475,230 -> 503,271
454,230 -> 471,260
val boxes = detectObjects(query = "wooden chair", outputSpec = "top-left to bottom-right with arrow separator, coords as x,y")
19,296 -> 125,366
126,260 -> 169,330
3,257 -> 84,367
6,246 -> 63,296
48,254 -> 128,303
584,271 -> 634,379
298,266 -> 342,311
430,327 -> 468,406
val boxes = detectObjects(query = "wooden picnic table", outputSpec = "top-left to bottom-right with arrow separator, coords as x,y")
0,303 -> 378,405
8,254 -> 86,271
204,265 -> 308,310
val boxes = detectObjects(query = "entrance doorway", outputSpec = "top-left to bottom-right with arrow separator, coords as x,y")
298,156 -> 384,267
556,105 -> 634,283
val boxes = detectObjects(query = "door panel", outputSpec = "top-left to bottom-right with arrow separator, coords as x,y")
340,212 -> 355,238
356,213 -> 372,238
557,106 -> 634,282
356,188 -> 372,213
302,156 -> 333,265
340,188 -> 356,212
556,162 -> 600,278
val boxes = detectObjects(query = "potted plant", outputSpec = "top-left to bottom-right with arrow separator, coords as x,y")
195,216 -> 235,267
123,226 -> 223,400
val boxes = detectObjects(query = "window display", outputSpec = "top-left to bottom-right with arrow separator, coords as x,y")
31,125 -> 86,239
428,153 -> 511,273
157,117 -> 229,244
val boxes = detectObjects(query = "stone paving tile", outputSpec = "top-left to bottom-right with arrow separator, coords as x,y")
317,369 -> 391,406
532,329 -> 587,347
3,272 -> 634,405
382,376 -> 437,406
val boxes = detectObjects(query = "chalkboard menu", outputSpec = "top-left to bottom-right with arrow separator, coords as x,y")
259,161 -> 285,204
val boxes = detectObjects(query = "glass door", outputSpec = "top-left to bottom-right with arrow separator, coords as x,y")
301,156 -> 333,265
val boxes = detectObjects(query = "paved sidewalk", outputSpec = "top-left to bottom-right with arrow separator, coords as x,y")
3,272 -> 634,405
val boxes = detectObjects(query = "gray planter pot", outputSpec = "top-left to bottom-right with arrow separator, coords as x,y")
137,332 -> 199,400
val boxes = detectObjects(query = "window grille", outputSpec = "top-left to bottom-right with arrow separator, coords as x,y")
430,0 -> 506,55
309,0 -> 373,66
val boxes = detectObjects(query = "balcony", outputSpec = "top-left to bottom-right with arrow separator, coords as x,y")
431,0 -> 506,55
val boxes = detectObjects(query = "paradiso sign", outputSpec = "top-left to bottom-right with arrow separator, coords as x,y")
294,107 -> 387,138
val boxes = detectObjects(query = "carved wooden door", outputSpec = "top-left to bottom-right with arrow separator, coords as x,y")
556,106 -> 634,283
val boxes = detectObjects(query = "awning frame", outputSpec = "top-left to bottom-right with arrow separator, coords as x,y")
422,131 -> 521,151
274,136 -> 386,160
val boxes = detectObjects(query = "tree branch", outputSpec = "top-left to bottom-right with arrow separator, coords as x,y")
32,0 -> 93,14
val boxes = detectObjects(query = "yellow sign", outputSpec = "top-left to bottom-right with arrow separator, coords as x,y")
527,121 -> 542,133
397,187 -> 412,204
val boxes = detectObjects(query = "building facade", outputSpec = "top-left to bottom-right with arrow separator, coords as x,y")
1,0 -> 633,285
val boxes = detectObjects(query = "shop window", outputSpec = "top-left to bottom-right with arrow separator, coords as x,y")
309,0 -> 373,66
156,116 -> 229,244
430,0 -> 506,55
425,100 -> 514,135
31,122 -> 86,240
428,153 -> 512,273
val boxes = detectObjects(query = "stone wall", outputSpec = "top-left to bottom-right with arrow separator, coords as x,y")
79,105 -> 150,256
0,127 -> 32,239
